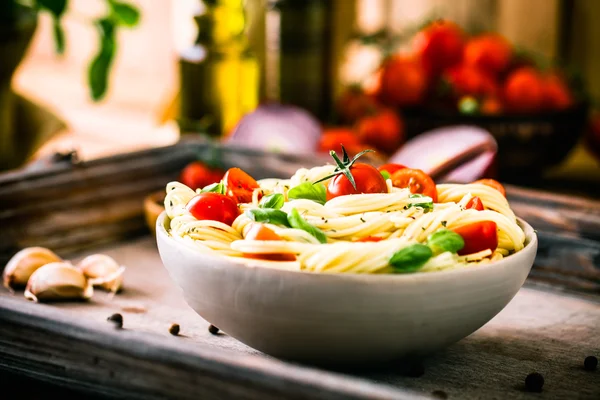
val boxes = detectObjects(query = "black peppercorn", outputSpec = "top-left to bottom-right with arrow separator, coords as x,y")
584,356 -> 598,371
431,390 -> 448,399
208,324 -> 219,335
525,372 -> 544,392
107,313 -> 123,329
169,323 -> 180,336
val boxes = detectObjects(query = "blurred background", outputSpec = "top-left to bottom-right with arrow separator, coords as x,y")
3,0 -> 600,196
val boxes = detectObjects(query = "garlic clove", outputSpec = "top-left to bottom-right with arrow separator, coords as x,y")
77,254 -> 125,292
3,247 -> 62,290
24,262 -> 93,302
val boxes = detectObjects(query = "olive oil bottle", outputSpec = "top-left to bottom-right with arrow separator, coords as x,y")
179,0 -> 259,137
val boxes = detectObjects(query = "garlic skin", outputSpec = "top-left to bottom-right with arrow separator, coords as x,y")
24,262 -> 93,302
3,247 -> 62,290
77,254 -> 125,292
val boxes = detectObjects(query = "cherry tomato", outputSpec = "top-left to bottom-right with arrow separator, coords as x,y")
186,193 -> 239,226
375,56 -> 429,107
473,179 -> 506,197
542,73 -> 574,111
503,67 -> 545,113
452,221 -> 498,256
243,224 -> 296,261
464,34 -> 512,76
318,128 -> 368,157
356,109 -> 405,154
466,196 -> 484,211
224,168 -> 260,204
390,168 -> 438,202
180,161 -> 224,190
336,86 -> 379,123
480,96 -> 503,115
356,236 -> 384,242
378,163 -> 407,175
413,19 -> 464,76
326,163 -> 388,201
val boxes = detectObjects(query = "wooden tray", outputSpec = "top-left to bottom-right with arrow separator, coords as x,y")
1,138 -> 599,399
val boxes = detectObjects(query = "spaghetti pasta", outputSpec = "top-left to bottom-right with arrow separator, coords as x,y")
164,161 -> 526,275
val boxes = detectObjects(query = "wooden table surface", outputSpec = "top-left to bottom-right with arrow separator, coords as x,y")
1,235 -> 599,399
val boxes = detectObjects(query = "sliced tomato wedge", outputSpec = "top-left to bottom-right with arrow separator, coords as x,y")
243,224 -> 296,261
356,236 -> 384,242
473,179 -> 506,197
224,168 -> 260,204
377,163 -> 407,175
390,168 -> 438,202
452,221 -> 498,256
466,196 -> 484,211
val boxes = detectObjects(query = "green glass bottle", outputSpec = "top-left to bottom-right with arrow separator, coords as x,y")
179,0 -> 259,138
264,0 -> 333,121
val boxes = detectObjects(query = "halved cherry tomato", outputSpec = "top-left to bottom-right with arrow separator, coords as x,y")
390,168 -> 438,202
378,163 -> 407,176
243,224 -> 296,261
466,196 -> 484,211
452,221 -> 498,256
473,179 -> 506,197
224,168 -> 260,204
356,236 -> 384,242
186,193 -> 240,226
326,163 -> 388,201
180,161 -> 224,190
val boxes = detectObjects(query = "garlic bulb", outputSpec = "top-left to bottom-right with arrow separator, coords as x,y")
3,247 -> 62,290
24,262 -> 93,302
77,254 -> 125,292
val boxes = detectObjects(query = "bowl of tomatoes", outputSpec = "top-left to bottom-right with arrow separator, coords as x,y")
333,19 -> 590,183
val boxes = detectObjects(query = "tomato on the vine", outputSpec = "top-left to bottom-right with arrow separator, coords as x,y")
224,168 -> 260,204
390,168 -> 438,202
473,179 -> 506,197
186,193 -> 239,226
452,221 -> 498,256
243,224 -> 296,261
326,163 -> 388,201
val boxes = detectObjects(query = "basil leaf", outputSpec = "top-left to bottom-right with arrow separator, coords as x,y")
200,182 -> 225,194
245,209 -> 290,227
109,0 -> 141,27
389,244 -> 432,272
287,208 -> 327,244
381,170 -> 391,180
259,193 -> 284,209
406,193 -> 433,212
287,182 -> 327,205
427,229 -> 464,255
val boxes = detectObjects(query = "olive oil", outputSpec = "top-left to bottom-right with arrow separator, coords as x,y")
179,0 -> 259,137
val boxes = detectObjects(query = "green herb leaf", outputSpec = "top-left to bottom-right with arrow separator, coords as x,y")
287,208 -> 327,243
88,18 -> 116,101
389,244 -> 433,272
427,229 -> 464,255
245,209 -> 290,227
200,182 -> 225,194
287,182 -> 327,205
406,194 -> 433,212
381,170 -> 391,180
109,0 -> 141,27
36,0 -> 67,54
259,193 -> 285,209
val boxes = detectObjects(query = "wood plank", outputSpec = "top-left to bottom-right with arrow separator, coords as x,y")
0,236 -> 598,399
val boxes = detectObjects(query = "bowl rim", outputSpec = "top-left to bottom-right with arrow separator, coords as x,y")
156,210 -> 537,282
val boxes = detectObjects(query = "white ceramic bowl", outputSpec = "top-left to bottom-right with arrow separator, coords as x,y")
156,211 -> 538,366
